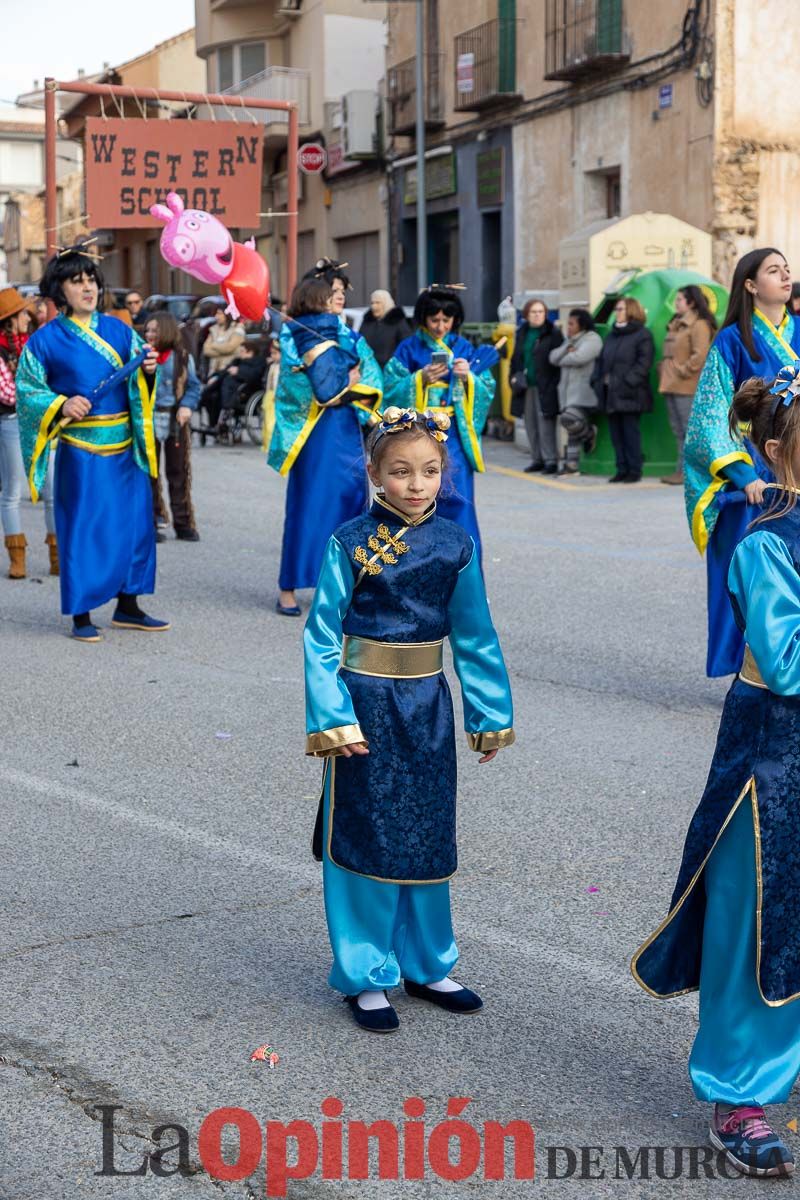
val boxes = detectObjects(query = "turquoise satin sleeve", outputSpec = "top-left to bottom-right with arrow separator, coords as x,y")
729,531 -> 800,694
447,544 -> 514,737
722,460 -> 758,488
303,536 -> 360,740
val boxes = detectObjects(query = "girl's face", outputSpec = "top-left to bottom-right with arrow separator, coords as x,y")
425,310 -> 453,339
674,291 -> 689,316
614,300 -> 628,325
330,278 -> 347,314
12,309 -> 31,335
144,320 -> 160,349
527,304 -> 547,327
566,315 -> 579,338
214,308 -> 227,326
368,434 -> 443,519
62,271 -> 98,316
750,253 -> 792,307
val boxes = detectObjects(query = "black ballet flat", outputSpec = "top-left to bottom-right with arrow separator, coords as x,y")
345,993 -> 400,1033
403,980 -> 483,1013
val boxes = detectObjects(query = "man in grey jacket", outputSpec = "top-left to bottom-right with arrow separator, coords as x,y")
549,309 -> 603,475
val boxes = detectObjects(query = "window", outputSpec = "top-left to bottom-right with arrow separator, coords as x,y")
217,46 -> 234,92
606,168 -> 621,219
240,42 -> 266,83
216,42 -> 267,92
0,140 -> 43,187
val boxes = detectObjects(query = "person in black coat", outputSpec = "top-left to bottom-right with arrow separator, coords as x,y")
592,296 -> 654,482
509,299 -> 563,472
359,290 -> 412,368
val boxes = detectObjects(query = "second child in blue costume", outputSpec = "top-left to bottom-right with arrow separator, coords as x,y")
269,260 -> 383,615
633,366 -> 800,1179
304,407 -> 514,1032
383,287 -> 496,559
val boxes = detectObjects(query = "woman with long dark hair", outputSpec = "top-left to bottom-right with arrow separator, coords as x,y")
592,296 -> 655,483
684,247 -> 798,676
15,245 -> 168,641
383,286 -> 496,557
659,285 -> 717,485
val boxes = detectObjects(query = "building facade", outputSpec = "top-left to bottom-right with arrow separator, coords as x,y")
194,0 -> 388,305
385,0 -> 800,319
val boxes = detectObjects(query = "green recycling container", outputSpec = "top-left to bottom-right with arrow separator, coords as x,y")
582,268 -> 729,476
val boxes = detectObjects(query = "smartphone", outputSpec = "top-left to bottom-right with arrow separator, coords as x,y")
430,351 -> 450,368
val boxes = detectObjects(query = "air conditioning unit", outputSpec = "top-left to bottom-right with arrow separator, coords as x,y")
342,90 -> 378,160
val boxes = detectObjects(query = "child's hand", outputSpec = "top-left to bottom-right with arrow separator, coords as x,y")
478,749 -> 498,764
340,741 -> 369,758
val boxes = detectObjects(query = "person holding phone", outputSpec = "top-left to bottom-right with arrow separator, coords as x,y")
383,286 -> 495,558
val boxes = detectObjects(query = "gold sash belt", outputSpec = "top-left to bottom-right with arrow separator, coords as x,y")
342,635 -> 443,679
739,644 -> 767,689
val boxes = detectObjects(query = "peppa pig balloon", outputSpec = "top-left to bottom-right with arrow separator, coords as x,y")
150,191 -> 270,322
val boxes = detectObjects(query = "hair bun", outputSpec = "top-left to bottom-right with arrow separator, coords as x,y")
730,376 -> 772,429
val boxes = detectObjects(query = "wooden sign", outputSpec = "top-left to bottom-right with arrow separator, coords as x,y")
85,118 -> 263,229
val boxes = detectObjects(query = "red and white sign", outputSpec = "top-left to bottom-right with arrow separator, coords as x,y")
298,142 -> 327,174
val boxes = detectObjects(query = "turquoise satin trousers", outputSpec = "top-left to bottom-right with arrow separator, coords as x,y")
321,784 -> 458,995
690,796 -> 800,1104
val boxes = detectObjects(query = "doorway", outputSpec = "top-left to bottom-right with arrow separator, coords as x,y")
481,211 -> 502,321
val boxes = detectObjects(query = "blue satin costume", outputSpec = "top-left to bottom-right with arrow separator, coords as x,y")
684,310 -> 800,676
633,498 -> 800,1104
383,331 -> 496,560
304,495 -> 514,995
15,314 -> 157,616
268,317 -> 383,592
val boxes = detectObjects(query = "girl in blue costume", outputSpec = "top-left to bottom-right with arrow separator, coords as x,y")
632,368 -> 800,1178
15,246 -> 168,642
383,286 -> 496,559
684,248 -> 798,677
269,260 -> 383,616
304,407 -> 514,1033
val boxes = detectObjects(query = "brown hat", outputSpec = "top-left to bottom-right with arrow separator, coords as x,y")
0,288 -> 30,324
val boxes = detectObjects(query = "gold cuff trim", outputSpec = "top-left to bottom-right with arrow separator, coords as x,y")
739,644 -> 767,690
342,636 -> 443,678
303,340 -> 338,367
466,728 -> 515,751
306,723 -> 366,757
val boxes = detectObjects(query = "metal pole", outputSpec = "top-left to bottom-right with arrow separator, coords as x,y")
415,0 -> 427,292
44,78 -> 58,258
286,104 -> 299,299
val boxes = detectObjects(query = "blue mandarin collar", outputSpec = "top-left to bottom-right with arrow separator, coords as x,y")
370,495 -> 437,528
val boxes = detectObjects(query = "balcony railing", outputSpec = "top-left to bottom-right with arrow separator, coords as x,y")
545,0 -> 630,82
454,19 -> 521,112
387,54 -> 445,136
196,66 -> 310,129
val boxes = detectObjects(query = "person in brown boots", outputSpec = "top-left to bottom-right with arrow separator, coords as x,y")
0,287 -> 57,578
143,312 -> 201,541
658,285 -> 717,485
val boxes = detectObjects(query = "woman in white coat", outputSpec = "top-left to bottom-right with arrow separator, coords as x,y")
549,308 -> 603,475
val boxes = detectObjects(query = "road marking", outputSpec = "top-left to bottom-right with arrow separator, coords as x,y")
487,464 -> 663,492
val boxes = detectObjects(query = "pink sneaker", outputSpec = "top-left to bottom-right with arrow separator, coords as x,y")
709,1104 -> 794,1177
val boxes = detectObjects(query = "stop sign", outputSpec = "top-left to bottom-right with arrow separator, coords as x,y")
298,142 -> 327,174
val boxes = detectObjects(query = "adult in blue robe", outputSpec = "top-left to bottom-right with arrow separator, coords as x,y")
685,281 -> 799,677
16,308 -> 161,630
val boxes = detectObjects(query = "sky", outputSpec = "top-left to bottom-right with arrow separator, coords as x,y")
1,0 -> 198,103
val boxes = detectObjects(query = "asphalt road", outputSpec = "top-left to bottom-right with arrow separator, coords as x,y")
1,433 -> 791,1199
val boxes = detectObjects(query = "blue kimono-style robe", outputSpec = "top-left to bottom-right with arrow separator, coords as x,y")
268,317 -> 383,592
383,330 -> 496,559
303,494 -> 514,993
684,309 -> 800,676
633,498 -> 800,1104
15,313 -> 157,616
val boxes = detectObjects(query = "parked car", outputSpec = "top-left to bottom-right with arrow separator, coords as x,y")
143,293 -> 201,321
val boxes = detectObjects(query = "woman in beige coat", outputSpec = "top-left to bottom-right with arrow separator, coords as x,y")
658,285 -> 716,484
201,305 -> 246,429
